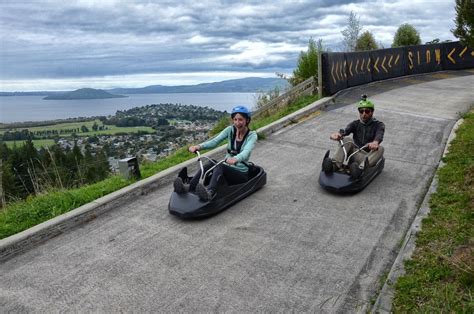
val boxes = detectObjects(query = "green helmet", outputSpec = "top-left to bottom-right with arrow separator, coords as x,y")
357,95 -> 374,109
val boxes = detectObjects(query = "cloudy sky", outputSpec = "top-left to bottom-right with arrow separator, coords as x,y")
0,0 -> 457,91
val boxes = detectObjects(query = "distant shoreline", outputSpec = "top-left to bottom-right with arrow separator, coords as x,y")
0,92 -> 256,125
0,77 -> 289,96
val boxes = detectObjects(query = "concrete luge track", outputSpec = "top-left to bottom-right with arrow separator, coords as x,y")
1,71 -> 473,312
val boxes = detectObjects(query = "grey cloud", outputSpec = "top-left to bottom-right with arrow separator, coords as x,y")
0,0 -> 458,87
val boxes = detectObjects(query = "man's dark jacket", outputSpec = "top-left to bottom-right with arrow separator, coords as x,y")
343,118 -> 385,147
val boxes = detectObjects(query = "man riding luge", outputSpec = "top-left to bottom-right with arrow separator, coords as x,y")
325,95 -> 385,178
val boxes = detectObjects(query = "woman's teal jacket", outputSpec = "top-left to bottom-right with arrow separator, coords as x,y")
199,125 -> 257,172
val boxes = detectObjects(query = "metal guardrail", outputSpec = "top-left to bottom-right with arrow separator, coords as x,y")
252,76 -> 318,118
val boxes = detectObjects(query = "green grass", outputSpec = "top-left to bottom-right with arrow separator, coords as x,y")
0,119 -> 101,134
139,147 -> 203,178
4,139 -> 56,148
80,125 -> 154,136
392,110 -> 474,312
251,95 -> 318,130
0,119 -> 154,137
0,176 -> 129,239
0,93 -> 320,240
0,148 -> 202,240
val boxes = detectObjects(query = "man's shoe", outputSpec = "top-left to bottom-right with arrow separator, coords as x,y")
173,177 -> 186,194
196,183 -> 215,201
322,157 -> 334,173
350,162 -> 362,179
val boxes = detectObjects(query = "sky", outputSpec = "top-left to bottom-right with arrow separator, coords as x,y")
0,0 -> 457,92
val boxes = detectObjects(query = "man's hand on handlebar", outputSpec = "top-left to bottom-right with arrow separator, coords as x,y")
330,132 -> 343,141
225,157 -> 238,165
189,145 -> 201,153
367,141 -> 379,150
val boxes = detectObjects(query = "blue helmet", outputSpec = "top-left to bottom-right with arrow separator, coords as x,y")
231,105 -> 251,117
231,106 -> 251,124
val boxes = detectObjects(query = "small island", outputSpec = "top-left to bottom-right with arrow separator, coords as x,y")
43,88 -> 128,100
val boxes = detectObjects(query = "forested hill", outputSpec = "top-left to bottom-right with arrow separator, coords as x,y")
108,77 -> 289,94
43,88 -> 127,100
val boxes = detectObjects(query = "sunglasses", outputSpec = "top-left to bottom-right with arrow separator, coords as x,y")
358,108 -> 373,114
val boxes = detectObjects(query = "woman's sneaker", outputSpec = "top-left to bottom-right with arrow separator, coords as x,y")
173,177 -> 186,194
196,183 -> 215,201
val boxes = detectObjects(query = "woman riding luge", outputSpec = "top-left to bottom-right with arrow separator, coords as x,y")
173,105 -> 257,201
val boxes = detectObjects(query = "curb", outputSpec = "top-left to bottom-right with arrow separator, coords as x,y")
0,96 -> 333,262
371,117 -> 465,313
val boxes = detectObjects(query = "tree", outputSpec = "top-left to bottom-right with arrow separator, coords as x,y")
392,23 -> 421,47
452,0 -> 474,47
92,121 -> 98,131
341,11 -> 362,52
157,118 -> 169,126
254,86 -> 281,110
356,31 -> 378,51
1,160 -> 19,204
81,125 -> 89,133
292,38 -> 324,86
425,38 -> 440,44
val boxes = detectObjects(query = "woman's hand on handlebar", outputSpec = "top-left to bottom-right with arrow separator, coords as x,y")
225,157 -> 238,165
189,145 -> 201,153
330,132 -> 342,141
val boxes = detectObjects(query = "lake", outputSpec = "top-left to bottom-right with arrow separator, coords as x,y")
0,93 -> 257,123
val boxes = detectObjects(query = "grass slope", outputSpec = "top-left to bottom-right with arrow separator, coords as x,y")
392,110 -> 474,312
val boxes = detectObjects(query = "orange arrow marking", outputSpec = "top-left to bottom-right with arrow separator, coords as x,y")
355,59 -> 359,74
349,61 -> 353,77
361,59 -> 365,72
343,61 -> 347,79
337,62 -> 341,81
339,61 -> 343,80
367,59 -> 371,72
395,54 -> 400,65
381,56 -> 388,73
459,46 -> 467,57
374,57 -> 379,72
388,55 -> 393,68
331,63 -> 336,84
448,48 -> 456,64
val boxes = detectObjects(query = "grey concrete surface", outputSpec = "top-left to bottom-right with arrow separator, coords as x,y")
1,72 -> 473,312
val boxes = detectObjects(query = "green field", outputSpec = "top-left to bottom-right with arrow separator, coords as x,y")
4,139 -> 56,148
1,119 -> 155,148
0,119 -> 155,137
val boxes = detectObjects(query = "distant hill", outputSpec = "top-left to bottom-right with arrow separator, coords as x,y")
1,77 -> 289,96
43,88 -> 128,100
0,91 -> 55,96
108,77 -> 289,94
